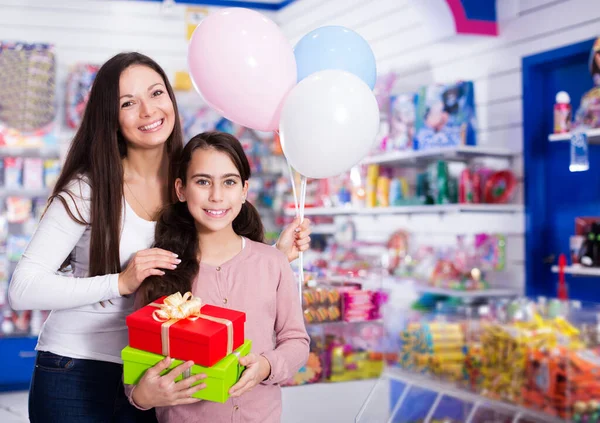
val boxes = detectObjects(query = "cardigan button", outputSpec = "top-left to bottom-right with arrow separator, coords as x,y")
216,266 -> 221,271
223,298 -> 228,304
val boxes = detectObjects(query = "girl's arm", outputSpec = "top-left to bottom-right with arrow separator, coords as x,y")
8,179 -> 121,310
260,254 -> 310,385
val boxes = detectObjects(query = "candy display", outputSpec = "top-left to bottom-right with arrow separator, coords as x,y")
325,320 -> 385,382
302,285 -> 342,324
392,297 -> 600,421
389,231 -> 506,291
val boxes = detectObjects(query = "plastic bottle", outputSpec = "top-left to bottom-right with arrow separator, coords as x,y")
554,91 -> 571,134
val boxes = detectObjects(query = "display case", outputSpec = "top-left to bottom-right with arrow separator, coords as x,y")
357,297 -> 600,422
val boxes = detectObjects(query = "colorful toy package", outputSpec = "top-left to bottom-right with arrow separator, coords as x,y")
414,81 -> 477,151
65,63 -> 100,129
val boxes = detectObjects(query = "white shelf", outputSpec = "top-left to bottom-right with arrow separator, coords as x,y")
0,145 -> 61,157
551,265 -> 600,276
311,224 -> 336,235
0,187 -> 51,198
414,285 -> 518,298
285,204 -> 524,217
361,145 -> 518,166
548,127 -> 600,143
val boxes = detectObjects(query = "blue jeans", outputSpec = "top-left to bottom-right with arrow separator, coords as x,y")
28,351 -> 157,423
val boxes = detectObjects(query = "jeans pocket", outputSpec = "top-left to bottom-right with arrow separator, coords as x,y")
35,351 -> 76,373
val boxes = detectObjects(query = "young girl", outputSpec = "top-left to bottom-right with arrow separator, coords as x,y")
129,131 -> 310,423
8,52 -> 310,422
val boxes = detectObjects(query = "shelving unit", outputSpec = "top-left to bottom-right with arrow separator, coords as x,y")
548,127 -> 600,143
551,265 -> 600,276
361,145 -> 518,166
356,366 -> 564,423
0,146 -> 61,158
413,285 -> 518,299
0,188 -> 51,198
285,204 -> 524,217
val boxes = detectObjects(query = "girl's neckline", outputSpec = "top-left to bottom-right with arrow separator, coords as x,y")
200,236 -> 251,270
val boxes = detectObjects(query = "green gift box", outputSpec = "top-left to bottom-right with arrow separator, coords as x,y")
122,340 -> 252,403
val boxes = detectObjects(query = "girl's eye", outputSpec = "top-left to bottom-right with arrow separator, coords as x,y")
224,179 -> 237,186
196,179 -> 210,186
121,101 -> 133,108
152,89 -> 164,97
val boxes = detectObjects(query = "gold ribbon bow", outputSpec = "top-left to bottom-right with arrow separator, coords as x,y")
150,292 -> 234,358
152,292 -> 202,322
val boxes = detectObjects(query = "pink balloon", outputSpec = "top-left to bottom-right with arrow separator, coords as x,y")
187,8 -> 296,132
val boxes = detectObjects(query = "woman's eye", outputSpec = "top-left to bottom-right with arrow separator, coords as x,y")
152,90 -> 164,97
121,101 -> 133,108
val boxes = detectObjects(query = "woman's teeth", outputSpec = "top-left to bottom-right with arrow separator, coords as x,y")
139,119 -> 163,132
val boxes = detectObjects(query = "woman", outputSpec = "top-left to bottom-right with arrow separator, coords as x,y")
8,52 -> 310,423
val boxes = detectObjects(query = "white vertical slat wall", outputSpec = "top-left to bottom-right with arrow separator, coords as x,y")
277,0 -> 600,294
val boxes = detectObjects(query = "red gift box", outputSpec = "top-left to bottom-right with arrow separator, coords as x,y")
126,292 -> 245,367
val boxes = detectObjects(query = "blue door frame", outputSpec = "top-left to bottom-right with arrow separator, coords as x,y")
523,38 -> 598,300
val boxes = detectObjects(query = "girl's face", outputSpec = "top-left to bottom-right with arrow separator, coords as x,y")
175,148 -> 249,235
118,65 -> 175,150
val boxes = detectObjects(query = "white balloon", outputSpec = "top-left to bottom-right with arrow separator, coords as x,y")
279,69 -> 380,179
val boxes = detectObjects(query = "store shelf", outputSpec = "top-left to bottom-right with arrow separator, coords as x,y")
414,285 -> 519,299
285,204 -> 524,217
356,367 -> 564,423
0,145 -> 61,158
361,145 -> 518,166
551,264 -> 600,276
548,127 -> 600,143
0,187 -> 51,198
312,224 -> 336,235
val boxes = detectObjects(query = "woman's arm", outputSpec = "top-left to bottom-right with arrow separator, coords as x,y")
260,254 -> 310,385
8,179 -> 121,310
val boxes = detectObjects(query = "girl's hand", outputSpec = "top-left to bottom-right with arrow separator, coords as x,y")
276,217 -> 311,262
118,248 -> 180,296
228,353 -> 271,398
132,356 -> 207,409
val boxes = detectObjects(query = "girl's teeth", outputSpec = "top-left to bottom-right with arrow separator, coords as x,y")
207,210 -> 226,216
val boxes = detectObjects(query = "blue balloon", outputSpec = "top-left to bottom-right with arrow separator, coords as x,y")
294,26 -> 377,90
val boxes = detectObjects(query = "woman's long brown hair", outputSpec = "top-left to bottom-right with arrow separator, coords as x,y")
49,52 -> 183,276
136,131 -> 265,306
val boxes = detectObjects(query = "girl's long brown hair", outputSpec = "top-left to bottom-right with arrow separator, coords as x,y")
50,52 -> 183,276
136,131 -> 264,306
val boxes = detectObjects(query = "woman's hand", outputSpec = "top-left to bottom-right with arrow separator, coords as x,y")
118,248 -> 180,296
275,217 -> 311,262
228,353 -> 271,398
132,356 -> 206,409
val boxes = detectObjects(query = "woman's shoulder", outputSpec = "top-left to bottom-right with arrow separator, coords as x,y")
61,174 -> 92,197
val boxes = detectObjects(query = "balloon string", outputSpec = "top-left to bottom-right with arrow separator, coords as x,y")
298,175 -> 307,304
286,161 -> 305,303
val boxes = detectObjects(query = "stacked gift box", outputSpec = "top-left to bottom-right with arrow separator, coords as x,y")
122,292 -> 251,403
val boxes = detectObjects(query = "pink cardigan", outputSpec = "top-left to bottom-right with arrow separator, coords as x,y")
128,239 -> 310,423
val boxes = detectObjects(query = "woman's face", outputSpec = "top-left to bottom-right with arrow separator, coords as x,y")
118,65 -> 175,150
